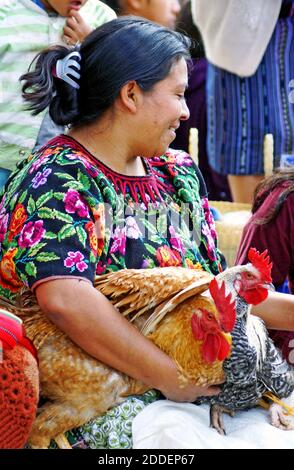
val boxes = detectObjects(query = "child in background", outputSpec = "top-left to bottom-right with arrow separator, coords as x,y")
0,0 -> 115,187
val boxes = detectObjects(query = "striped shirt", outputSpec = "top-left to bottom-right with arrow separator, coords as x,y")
0,0 -> 116,171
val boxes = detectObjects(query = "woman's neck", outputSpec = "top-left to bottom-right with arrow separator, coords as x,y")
68,124 -> 147,177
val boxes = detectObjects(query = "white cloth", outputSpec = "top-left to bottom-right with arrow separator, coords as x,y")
191,0 -> 282,76
132,401 -> 294,449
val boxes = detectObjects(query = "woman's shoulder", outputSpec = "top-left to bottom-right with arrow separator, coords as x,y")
148,148 -> 208,198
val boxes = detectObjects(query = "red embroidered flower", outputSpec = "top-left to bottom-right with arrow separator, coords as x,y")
156,245 -> 182,267
0,248 -> 23,292
85,221 -> 99,257
8,204 -> 27,242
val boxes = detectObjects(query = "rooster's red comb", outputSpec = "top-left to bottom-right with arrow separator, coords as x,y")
248,248 -> 272,282
209,278 -> 236,333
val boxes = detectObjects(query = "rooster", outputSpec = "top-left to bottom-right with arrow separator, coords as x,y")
0,267 -> 236,448
0,309 -> 39,449
198,248 -> 294,434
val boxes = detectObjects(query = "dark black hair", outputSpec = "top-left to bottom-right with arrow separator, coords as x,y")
252,168 -> 294,224
175,1 -> 205,59
20,16 -> 191,127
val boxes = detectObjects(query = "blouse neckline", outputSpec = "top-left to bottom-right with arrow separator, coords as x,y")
61,134 -> 154,181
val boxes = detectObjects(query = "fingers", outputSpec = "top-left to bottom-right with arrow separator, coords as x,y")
68,9 -> 83,23
63,26 -> 79,43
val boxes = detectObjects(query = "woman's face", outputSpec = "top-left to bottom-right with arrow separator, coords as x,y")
40,0 -> 88,16
135,57 -> 190,158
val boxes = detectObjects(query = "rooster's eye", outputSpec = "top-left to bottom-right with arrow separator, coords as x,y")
245,273 -> 255,279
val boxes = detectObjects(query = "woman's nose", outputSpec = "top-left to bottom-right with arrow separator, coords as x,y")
180,99 -> 190,121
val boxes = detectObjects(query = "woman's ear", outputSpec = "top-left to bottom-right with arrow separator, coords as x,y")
118,81 -> 142,113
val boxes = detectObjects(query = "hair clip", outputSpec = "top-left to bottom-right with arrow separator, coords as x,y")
54,51 -> 81,89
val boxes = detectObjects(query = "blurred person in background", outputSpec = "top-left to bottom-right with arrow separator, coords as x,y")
171,0 -> 231,201
192,0 -> 294,203
0,0 -> 115,188
102,0 -> 180,29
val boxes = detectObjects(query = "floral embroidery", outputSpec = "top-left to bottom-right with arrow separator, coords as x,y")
156,245 -> 182,267
0,135 -> 224,301
8,204 -> 27,242
110,227 -> 126,256
85,221 -> 98,257
64,251 -> 88,273
0,248 -> 23,292
64,189 -> 89,218
18,220 -> 46,248
32,168 -> 52,189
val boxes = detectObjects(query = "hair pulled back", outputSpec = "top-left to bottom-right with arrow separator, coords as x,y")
21,17 -> 191,127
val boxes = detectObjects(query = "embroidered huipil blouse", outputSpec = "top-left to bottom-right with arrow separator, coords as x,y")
0,135 -> 224,300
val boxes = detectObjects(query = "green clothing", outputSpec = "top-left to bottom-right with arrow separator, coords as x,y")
0,0 -> 116,171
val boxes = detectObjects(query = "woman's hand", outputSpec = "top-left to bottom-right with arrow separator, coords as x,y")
63,10 -> 93,45
252,291 -> 294,331
159,360 -> 222,402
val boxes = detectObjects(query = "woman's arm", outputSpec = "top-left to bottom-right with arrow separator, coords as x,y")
36,278 -> 221,402
251,290 -> 294,331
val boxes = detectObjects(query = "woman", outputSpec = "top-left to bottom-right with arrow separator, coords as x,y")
1,17 -> 293,448
236,169 -> 294,363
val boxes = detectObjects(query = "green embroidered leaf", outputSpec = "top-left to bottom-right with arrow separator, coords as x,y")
43,231 -> 57,239
25,262 -> 37,277
53,210 -> 73,223
89,252 -> 96,263
14,247 -> 26,260
35,252 -> 60,262
19,272 -> 29,286
141,219 -> 157,235
58,224 -> 76,241
18,189 -> 28,204
77,169 -> 91,191
156,214 -> 167,236
145,243 -> 157,256
53,192 -> 66,201
149,234 -> 165,245
36,190 -> 54,208
27,195 -> 36,215
63,181 -> 85,191
76,225 -> 87,247
37,207 -> 55,219
27,242 -> 47,257
55,172 -> 75,181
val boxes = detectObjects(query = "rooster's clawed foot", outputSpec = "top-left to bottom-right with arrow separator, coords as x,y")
210,404 -> 235,435
269,404 -> 294,430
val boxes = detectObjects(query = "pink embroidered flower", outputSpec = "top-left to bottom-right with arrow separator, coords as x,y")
173,151 -> 193,167
0,213 -> 8,244
110,227 -> 126,256
64,189 -> 89,218
126,216 -> 142,239
64,251 -> 88,272
202,198 -> 217,239
169,226 -> 185,254
202,223 -> 217,261
18,220 -> 46,248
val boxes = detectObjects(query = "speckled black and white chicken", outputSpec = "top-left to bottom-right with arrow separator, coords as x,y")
198,248 -> 294,434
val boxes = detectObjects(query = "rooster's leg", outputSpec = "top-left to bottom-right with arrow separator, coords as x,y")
269,403 -> 294,430
210,404 -> 235,435
28,401 -> 85,448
